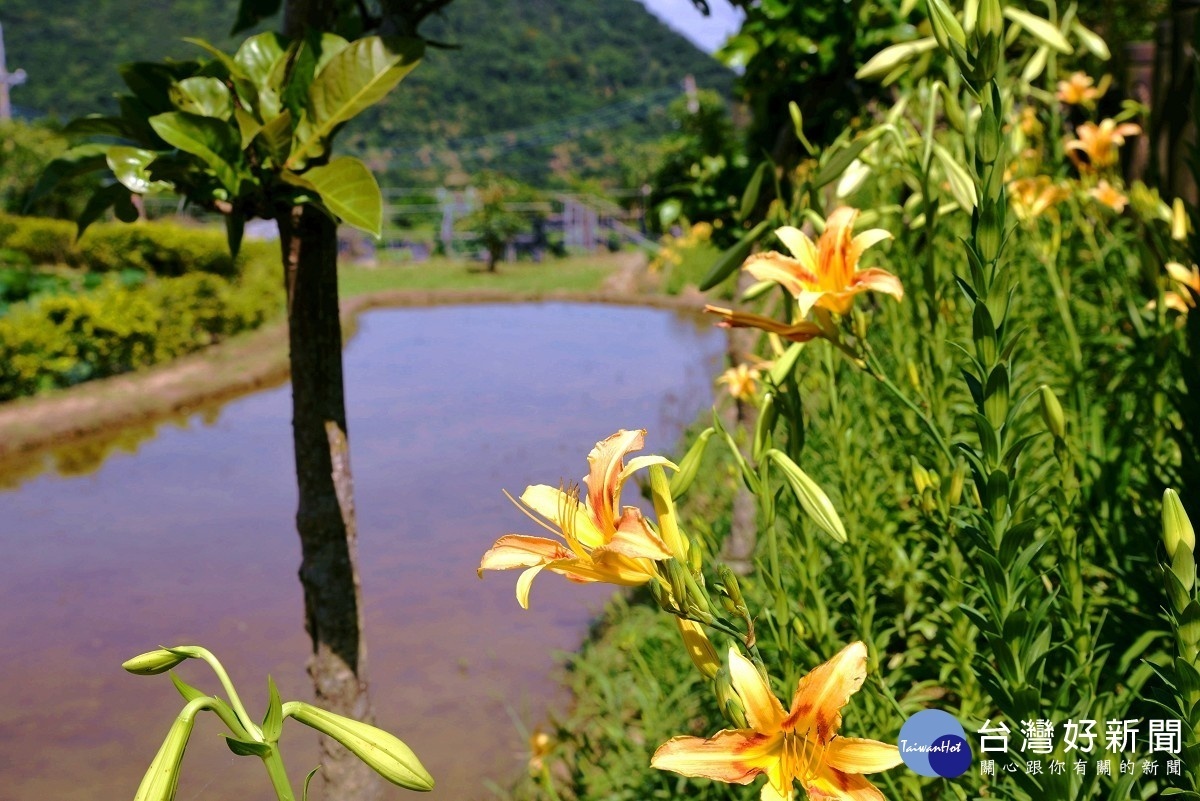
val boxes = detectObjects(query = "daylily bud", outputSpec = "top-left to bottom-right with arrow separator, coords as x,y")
1164,489 -> 1196,560
287,702 -> 434,791
976,0 -> 1002,39
649,465 -> 687,561
856,38 -> 939,82
926,0 -> 967,55
1037,385 -> 1066,440
977,105 -> 1001,165
714,667 -> 750,729
717,565 -> 748,615
766,449 -> 848,543
1173,197 -> 1190,242
669,428 -> 714,500
675,617 -> 720,680
911,457 -> 932,495
907,359 -> 921,392
134,698 -> 204,801
666,559 -> 691,613
124,648 -> 190,676
939,84 -> 967,134
948,460 -> 966,505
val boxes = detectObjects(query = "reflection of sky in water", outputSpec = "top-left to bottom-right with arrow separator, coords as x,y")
0,303 -> 723,801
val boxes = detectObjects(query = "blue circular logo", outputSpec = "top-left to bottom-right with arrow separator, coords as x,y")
898,709 -> 972,778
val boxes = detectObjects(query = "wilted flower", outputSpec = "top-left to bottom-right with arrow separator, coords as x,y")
1066,119 -> 1142,172
1088,180 -> 1130,213
652,643 -> 901,801
1057,72 -> 1109,106
478,429 -> 675,608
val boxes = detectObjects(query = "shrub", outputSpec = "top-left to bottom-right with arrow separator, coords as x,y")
0,213 -> 269,277
0,252 -> 282,401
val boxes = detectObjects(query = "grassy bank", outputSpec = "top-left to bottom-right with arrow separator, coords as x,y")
338,253 -> 633,297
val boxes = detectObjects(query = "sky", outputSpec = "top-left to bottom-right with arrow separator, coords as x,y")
638,0 -> 744,54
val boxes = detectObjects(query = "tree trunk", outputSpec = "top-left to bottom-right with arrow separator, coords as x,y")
277,204 -> 380,801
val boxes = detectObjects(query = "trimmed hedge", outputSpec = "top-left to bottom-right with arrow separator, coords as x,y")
0,254 -> 282,401
0,213 -> 268,277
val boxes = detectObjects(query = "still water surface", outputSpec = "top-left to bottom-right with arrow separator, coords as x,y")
0,302 -> 723,801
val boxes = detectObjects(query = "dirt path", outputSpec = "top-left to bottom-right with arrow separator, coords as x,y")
0,287 -> 707,462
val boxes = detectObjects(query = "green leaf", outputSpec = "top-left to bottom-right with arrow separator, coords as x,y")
234,107 -> 262,149
262,676 -> 283,742
294,157 -> 384,236
254,110 -> 294,166
170,672 -> 206,704
699,219 -> 771,290
234,32 -> 287,91
149,111 -> 242,193
77,184 -> 138,239
224,736 -> 274,758
289,36 -> 424,167
26,144 -> 109,210
62,115 -> 132,138
121,61 -> 199,114
226,213 -> 245,260
302,766 -> 322,801
106,146 -> 174,195
739,161 -> 768,221
170,77 -> 233,120
184,38 -> 244,78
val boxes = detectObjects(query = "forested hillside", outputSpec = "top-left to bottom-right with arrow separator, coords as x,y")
4,0 -> 733,185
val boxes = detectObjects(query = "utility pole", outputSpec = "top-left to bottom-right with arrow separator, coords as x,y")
0,22 -> 28,121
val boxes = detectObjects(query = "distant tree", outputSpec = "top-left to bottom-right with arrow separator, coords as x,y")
457,173 -> 532,270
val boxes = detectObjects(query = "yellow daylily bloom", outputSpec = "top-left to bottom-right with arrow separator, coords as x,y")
742,208 -> 902,318
1164,261 -> 1200,313
478,429 -> 675,608
1056,72 -> 1109,106
1066,119 -> 1141,172
652,643 -> 901,801
717,363 -> 761,402
1088,180 -> 1129,213
1009,175 -> 1070,221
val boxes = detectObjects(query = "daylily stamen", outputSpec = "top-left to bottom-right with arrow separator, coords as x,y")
503,488 -> 560,537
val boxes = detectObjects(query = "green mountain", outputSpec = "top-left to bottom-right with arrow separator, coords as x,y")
4,0 -> 733,186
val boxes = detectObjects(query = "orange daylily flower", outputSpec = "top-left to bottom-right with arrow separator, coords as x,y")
744,208 -> 902,318
478,429 -> 674,608
652,643 -> 902,801
1056,72 -> 1109,107
1009,176 -> 1070,221
1088,180 -> 1129,213
1066,119 -> 1141,172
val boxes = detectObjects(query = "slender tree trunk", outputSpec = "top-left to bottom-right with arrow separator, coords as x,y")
277,204 -> 380,801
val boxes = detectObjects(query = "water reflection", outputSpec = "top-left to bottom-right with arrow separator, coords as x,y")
0,303 -> 723,801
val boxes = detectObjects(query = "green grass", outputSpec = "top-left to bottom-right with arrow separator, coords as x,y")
338,253 -> 629,297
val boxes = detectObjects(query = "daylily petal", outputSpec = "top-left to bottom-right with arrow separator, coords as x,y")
595,513 -> 672,561
651,730 -> 779,784
851,268 -> 905,301
849,229 -> 892,264
744,252 -> 819,298
761,769 -> 796,801
515,564 -> 547,609
586,429 -> 645,533
519,484 -> 603,550
784,642 -> 869,744
705,306 -> 824,343
1166,261 -> 1200,290
803,765 -> 887,801
478,534 -> 574,575
618,454 -> 677,485
824,738 -> 903,774
773,226 -> 819,271
728,647 -> 788,732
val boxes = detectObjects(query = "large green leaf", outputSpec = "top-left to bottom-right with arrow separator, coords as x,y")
106,146 -> 174,195
287,157 -> 383,236
149,111 -> 243,193
184,38 -> 243,78
253,110 -> 293,166
26,144 -> 109,209
120,61 -> 199,114
170,77 -> 234,120
288,37 -> 424,167
234,32 -> 287,91
77,183 -> 139,239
